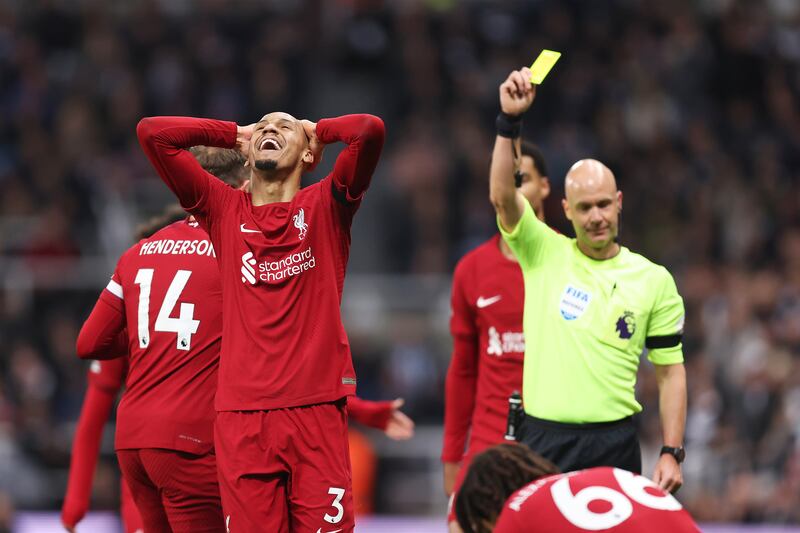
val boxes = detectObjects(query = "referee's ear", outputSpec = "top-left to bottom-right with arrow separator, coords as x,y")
562,198 -> 572,221
617,190 -> 623,212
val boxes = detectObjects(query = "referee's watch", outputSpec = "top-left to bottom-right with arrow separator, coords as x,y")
660,446 -> 686,463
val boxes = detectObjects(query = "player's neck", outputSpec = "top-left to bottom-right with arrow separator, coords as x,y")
577,240 -> 620,260
499,238 -> 518,261
249,170 -> 301,206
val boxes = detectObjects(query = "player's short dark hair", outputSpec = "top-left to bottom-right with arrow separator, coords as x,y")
454,443 -> 560,533
520,141 -> 548,178
189,146 -> 248,187
135,204 -> 187,239
136,147 -> 248,239
487,140 -> 548,180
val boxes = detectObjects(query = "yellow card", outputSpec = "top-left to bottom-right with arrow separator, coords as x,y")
529,50 -> 561,84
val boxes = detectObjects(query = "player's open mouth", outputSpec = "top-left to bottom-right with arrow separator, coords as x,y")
259,137 -> 282,151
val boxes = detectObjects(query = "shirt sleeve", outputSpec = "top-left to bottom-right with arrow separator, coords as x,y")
498,201 -> 561,270
136,116 -> 237,221
86,357 -> 128,394
347,396 -> 393,430
442,258 -> 479,463
646,267 -> 685,365
316,115 -> 385,205
76,266 -> 128,361
61,382 -> 117,529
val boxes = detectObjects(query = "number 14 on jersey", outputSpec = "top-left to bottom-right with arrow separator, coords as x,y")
134,269 -> 200,351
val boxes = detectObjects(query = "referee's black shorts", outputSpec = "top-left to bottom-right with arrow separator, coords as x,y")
517,414 -> 641,474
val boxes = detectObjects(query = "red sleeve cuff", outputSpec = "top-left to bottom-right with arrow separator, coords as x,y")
348,397 -> 393,430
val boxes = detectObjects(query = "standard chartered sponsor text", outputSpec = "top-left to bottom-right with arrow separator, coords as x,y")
257,246 -> 316,282
139,239 -> 216,257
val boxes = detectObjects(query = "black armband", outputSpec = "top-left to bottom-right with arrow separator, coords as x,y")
496,112 -> 522,138
645,334 -> 683,350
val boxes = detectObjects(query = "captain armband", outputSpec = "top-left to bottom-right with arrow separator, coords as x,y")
645,334 -> 683,350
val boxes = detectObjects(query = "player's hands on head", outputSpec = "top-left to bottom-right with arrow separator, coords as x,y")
236,123 -> 256,158
653,453 -> 683,494
499,67 -> 536,117
384,398 -> 415,441
301,119 -> 325,171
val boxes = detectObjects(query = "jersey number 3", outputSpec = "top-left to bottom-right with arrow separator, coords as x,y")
134,269 -> 200,351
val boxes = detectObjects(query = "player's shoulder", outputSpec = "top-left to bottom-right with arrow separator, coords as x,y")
148,218 -> 205,239
455,235 -> 502,270
620,247 -> 675,281
299,176 -> 328,197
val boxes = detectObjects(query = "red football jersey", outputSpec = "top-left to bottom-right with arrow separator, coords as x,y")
494,467 -> 700,533
99,219 -> 221,453
443,235 -> 525,462
137,114 -> 385,411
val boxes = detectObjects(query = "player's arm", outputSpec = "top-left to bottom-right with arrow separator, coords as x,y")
646,268 -> 687,493
348,396 -> 415,440
75,285 -> 127,360
308,114 -> 385,202
76,259 -> 130,360
62,359 -> 126,532
490,67 -> 535,232
136,116 -> 241,214
442,260 -> 480,496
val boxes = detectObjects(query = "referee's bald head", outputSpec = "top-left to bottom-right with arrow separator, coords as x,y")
564,159 -> 617,201
562,159 -> 622,255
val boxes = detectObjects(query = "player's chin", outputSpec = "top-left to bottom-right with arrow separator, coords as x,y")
254,158 -> 278,171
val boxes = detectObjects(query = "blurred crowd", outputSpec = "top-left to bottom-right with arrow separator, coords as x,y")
1,0 -> 800,524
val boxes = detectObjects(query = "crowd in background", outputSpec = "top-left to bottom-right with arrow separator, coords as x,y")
1,0 -> 800,525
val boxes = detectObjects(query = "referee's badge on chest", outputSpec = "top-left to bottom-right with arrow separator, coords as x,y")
559,285 -> 592,321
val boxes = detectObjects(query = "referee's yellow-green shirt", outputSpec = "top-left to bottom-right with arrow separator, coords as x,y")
499,202 -> 685,423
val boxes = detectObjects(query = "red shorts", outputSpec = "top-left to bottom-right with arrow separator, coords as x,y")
215,400 -> 354,533
116,448 -> 224,533
120,477 -> 143,533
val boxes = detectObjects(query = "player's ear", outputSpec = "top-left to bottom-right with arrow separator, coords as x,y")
562,198 -> 572,220
302,147 -> 319,172
617,190 -> 623,212
540,177 -> 551,200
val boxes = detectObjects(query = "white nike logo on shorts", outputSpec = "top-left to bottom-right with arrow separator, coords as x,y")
477,295 -> 502,308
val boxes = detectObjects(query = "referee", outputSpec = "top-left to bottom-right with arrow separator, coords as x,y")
489,67 -> 687,494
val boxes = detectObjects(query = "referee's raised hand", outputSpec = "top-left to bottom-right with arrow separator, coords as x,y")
499,67 -> 536,117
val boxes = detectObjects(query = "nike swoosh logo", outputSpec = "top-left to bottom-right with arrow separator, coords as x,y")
316,529 -> 342,533
240,223 -> 260,233
477,295 -> 502,308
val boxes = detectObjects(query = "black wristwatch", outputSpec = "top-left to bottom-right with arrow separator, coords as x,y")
660,446 -> 685,463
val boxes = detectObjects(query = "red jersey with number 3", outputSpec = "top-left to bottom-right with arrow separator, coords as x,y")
137,114 -> 385,412
101,219 -> 221,454
494,467 -> 700,533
